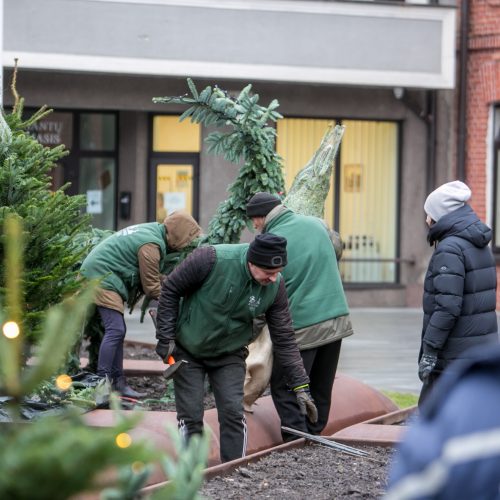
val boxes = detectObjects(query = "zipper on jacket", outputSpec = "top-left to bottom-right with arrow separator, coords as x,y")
223,282 -> 251,339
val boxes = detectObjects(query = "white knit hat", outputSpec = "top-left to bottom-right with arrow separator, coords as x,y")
424,180 -> 472,222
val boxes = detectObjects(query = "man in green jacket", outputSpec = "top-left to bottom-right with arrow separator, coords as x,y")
155,233 -> 316,463
81,211 -> 201,398
246,192 -> 353,440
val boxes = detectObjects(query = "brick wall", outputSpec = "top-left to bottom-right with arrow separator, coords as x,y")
459,0 -> 500,306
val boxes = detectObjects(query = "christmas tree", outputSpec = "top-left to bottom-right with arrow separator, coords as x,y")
154,79 -> 285,243
154,79 -> 344,241
0,71 -> 92,348
0,215 -> 208,499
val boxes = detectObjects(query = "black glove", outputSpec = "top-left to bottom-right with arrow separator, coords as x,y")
293,384 -> 318,424
155,339 -> 176,363
418,345 -> 438,382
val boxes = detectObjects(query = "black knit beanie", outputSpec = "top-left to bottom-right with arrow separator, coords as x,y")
246,192 -> 281,217
247,233 -> 287,269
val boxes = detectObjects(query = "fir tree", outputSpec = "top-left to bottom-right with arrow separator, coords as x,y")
0,215 -> 208,500
154,79 -> 285,243
0,74 -> 92,346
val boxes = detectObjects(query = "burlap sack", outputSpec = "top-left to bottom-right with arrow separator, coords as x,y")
243,324 -> 273,412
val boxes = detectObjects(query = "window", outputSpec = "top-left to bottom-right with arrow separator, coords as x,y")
79,156 -> 116,230
78,113 -> 117,229
28,110 -> 118,230
339,120 -> 399,283
80,113 -> 116,151
277,117 -> 399,284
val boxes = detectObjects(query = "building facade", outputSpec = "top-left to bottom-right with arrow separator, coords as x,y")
1,0 -> 458,306
458,0 -> 500,305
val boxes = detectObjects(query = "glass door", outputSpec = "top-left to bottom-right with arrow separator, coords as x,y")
149,155 -> 199,222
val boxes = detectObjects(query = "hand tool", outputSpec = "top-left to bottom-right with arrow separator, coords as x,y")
281,426 -> 369,457
148,308 -> 188,379
164,356 -> 188,380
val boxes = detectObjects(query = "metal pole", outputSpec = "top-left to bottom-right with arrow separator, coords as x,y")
281,426 -> 369,457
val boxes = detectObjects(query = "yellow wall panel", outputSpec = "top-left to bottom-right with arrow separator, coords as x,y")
339,120 -> 398,282
153,115 -> 201,152
277,117 -> 398,283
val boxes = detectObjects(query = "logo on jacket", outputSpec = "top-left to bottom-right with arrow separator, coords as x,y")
117,225 -> 140,237
248,295 -> 261,313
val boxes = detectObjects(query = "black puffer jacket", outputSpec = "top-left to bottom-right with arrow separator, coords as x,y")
422,204 -> 498,368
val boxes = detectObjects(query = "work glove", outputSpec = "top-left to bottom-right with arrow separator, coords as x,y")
156,339 -> 176,364
293,384 -> 318,424
418,345 -> 438,382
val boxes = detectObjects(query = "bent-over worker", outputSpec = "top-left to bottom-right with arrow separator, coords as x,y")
81,211 -> 201,398
155,233 -> 317,462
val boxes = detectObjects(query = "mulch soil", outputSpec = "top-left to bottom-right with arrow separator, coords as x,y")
201,444 -> 393,499
123,342 -> 396,498
123,343 -> 216,411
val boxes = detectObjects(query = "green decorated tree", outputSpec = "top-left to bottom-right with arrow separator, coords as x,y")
0,76 -> 92,348
0,214 -> 209,499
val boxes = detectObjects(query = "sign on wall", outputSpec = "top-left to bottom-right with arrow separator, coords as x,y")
28,112 -> 73,148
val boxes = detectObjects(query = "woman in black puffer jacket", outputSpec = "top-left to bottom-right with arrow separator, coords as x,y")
419,181 -> 498,405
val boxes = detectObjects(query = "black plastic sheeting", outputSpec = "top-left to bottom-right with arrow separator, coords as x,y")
0,372 -> 112,422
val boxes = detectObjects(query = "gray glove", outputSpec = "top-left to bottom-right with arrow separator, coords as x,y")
293,385 -> 318,424
418,345 -> 438,382
148,299 -> 159,309
155,339 -> 176,364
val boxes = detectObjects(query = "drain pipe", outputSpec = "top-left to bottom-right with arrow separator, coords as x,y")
456,0 -> 469,182
393,89 -> 436,193
426,90 -> 437,194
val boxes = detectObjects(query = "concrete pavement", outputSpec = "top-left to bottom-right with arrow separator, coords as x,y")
125,307 -> 424,395
339,308 -> 422,394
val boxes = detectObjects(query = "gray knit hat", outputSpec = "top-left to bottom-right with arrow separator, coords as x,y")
424,180 -> 471,222
246,192 -> 281,217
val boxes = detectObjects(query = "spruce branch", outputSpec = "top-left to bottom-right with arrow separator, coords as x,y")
154,78 -> 285,243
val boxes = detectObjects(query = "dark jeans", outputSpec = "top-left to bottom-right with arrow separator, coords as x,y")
271,340 -> 342,440
96,306 -> 126,381
173,344 -> 248,463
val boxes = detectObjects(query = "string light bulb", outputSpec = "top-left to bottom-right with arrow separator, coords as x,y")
115,432 -> 132,448
2,321 -> 20,339
56,374 -> 72,391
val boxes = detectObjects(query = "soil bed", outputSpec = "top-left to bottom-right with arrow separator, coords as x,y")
122,343 -> 395,498
123,343 -> 216,410
201,444 -> 393,499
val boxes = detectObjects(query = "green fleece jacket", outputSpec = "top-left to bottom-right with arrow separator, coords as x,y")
265,208 -> 349,330
81,222 -> 168,302
176,244 -> 281,357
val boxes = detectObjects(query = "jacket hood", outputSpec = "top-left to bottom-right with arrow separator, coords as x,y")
163,211 -> 202,250
427,204 -> 492,248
